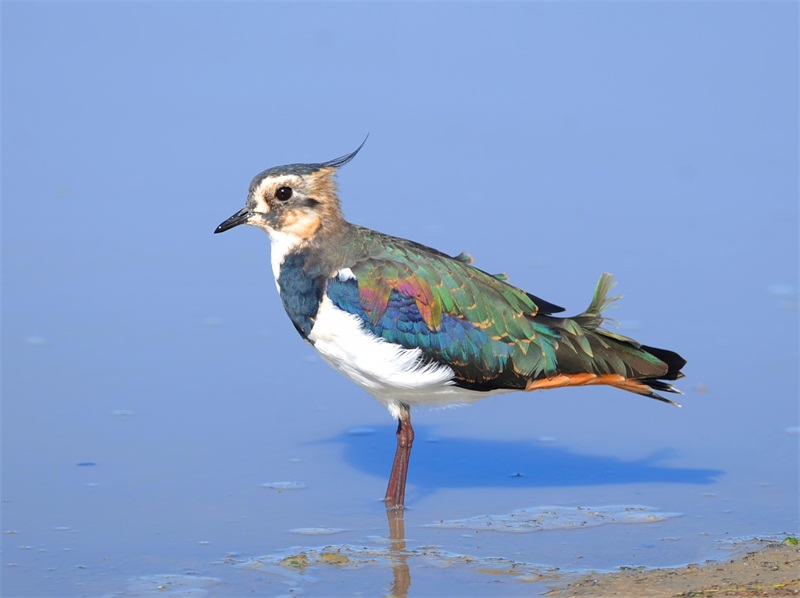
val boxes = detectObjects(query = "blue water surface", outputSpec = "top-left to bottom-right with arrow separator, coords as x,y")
2,3 -> 797,596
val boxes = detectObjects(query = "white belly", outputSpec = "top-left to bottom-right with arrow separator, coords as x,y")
307,296 -> 492,418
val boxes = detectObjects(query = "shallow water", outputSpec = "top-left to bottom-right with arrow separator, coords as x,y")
3,2 -> 798,596
3,248 -> 797,595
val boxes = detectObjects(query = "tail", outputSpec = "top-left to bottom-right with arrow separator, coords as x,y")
527,273 -> 686,405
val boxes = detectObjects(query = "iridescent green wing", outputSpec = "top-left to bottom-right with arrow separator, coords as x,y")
326,228 -> 565,389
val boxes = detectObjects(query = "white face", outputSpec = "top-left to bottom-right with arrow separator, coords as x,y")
248,174 -> 300,214
234,168 -> 343,283
246,174 -> 305,232
243,169 -> 339,242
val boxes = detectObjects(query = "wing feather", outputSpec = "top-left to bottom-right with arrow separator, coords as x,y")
325,229 -> 563,389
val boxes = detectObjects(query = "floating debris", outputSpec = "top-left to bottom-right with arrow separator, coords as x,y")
427,505 -> 681,533
290,527 -> 348,536
115,573 -> 221,597
234,543 -> 557,579
261,481 -> 307,491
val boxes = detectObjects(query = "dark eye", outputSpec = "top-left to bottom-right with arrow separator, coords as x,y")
275,186 -> 293,201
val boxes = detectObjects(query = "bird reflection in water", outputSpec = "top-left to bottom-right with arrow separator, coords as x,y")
386,508 -> 411,597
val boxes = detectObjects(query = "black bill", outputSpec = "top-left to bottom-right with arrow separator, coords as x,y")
214,208 -> 251,234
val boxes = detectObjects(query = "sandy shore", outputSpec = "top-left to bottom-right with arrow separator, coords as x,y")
546,539 -> 799,597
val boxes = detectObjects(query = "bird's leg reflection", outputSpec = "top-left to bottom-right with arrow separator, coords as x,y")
386,507 -> 411,597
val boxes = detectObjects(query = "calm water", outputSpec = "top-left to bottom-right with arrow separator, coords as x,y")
3,3 -> 797,596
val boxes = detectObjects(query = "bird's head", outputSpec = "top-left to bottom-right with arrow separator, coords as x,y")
215,139 -> 365,240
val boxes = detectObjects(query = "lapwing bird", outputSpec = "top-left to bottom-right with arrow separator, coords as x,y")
215,141 -> 686,510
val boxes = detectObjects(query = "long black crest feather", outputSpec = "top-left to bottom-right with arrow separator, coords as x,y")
321,135 -> 369,169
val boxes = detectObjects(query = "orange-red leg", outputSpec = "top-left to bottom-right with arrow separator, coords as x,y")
384,406 -> 414,510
